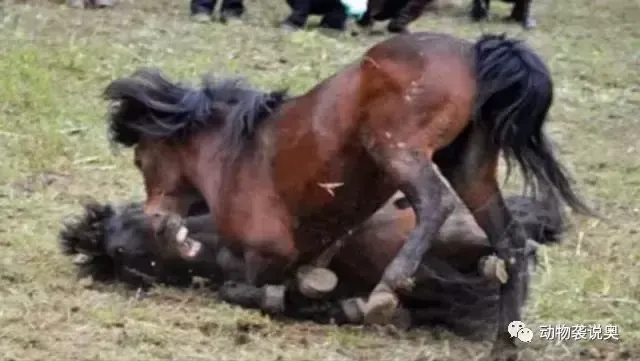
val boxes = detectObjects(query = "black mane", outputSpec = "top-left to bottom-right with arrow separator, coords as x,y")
104,68 -> 288,152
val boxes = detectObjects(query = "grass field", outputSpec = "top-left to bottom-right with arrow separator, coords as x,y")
1,0 -> 639,360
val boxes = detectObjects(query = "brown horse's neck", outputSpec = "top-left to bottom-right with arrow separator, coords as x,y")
267,66 -> 364,209
182,65 -> 363,256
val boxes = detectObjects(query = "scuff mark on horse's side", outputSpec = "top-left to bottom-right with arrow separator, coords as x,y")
317,182 -> 344,197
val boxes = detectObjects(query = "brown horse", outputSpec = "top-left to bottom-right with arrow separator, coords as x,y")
104,32 -> 594,357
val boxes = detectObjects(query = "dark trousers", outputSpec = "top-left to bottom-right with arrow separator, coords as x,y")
357,0 -> 433,32
472,0 -> 532,22
284,0 -> 348,30
191,0 -> 244,16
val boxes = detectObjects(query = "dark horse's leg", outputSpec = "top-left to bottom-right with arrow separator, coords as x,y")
362,147 -> 456,324
471,0 -> 490,21
387,0 -> 434,33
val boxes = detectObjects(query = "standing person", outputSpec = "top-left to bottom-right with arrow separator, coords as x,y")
357,0 -> 434,33
191,0 -> 245,23
67,0 -> 115,8
280,0 -> 348,32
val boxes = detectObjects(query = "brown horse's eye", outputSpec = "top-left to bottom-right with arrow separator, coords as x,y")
134,158 -> 142,169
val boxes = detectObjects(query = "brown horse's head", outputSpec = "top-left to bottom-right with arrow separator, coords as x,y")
104,68 -> 287,227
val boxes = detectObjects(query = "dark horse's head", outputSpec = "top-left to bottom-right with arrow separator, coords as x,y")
104,68 -> 287,224
59,200 -> 207,287
59,201 -> 159,286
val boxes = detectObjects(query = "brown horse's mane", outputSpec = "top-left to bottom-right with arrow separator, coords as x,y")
104,68 -> 288,154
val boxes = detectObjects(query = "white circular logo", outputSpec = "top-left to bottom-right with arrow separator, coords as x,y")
508,321 -> 534,343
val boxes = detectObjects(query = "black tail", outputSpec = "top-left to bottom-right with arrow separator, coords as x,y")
473,33 -> 598,218
505,195 -> 566,246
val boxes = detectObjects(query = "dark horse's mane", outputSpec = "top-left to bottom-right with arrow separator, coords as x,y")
104,68 -> 288,155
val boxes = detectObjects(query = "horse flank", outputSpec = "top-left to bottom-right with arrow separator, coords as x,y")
104,68 -> 288,157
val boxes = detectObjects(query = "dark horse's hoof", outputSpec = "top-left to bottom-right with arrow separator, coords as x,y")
297,266 -> 338,299
218,281 -> 286,314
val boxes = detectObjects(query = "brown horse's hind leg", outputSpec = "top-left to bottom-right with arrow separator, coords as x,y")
436,132 -> 529,359
362,148 -> 456,325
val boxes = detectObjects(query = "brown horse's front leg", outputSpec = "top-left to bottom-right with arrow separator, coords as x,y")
363,149 -> 456,325
244,249 -> 338,300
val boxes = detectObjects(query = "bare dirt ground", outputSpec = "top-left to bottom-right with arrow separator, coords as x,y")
0,0 -> 639,360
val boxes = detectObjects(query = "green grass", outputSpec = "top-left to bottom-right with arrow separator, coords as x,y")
1,0 -> 639,360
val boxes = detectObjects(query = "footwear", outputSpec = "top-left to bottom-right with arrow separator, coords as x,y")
387,19 -> 409,34
220,10 -> 243,24
192,13 -> 212,23
67,0 -> 85,8
279,20 -> 301,31
94,0 -> 114,8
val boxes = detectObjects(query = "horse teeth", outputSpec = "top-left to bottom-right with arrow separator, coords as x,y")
186,241 -> 202,258
176,226 -> 189,243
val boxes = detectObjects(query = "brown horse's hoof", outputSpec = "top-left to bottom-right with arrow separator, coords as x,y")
362,290 -> 399,325
479,254 -> 509,284
390,306 -> 412,331
297,266 -> 338,299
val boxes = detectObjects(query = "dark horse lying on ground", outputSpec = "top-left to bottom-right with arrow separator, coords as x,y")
104,32 -> 594,358
60,193 -> 566,336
